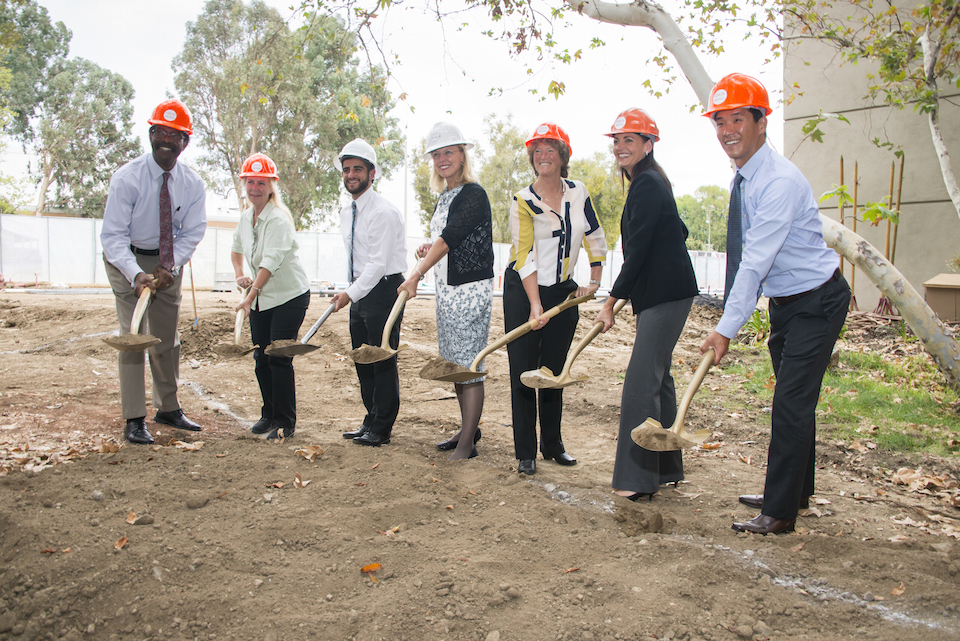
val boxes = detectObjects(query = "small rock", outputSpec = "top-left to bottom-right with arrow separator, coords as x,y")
498,583 -> 510,592
347,609 -> 359,624
91,490 -> 104,501
731,625 -> 753,639
930,542 -> 952,554
263,494 -> 273,503
133,515 -> 155,525
185,497 -> 208,510
757,575 -> 771,589
0,612 -> 14,633
863,592 -> 876,602
152,567 -> 162,582
42,499 -> 54,508
506,587 -> 521,599
254,579 -> 264,588
485,632 -> 501,641
754,621 -> 774,637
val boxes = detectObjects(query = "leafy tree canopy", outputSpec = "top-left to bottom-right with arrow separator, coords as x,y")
676,185 -> 729,252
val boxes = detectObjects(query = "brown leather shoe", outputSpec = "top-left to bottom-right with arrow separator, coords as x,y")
732,514 -> 796,535
738,494 -> 810,510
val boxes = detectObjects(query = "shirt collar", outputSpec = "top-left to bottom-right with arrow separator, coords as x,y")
736,141 -> 772,183
146,152 -> 179,181
351,186 -> 377,213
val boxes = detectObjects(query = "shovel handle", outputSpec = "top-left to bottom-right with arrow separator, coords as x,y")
380,290 -> 409,348
675,348 -> 715,427
558,298 -> 628,378
467,291 -> 595,371
234,288 -> 249,345
301,301 -> 336,344
130,286 -> 152,335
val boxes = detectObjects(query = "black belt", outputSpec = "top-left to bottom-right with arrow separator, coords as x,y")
130,245 -> 160,256
770,268 -> 841,306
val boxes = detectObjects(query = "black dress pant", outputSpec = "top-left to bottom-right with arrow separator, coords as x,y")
504,268 -> 578,460
349,274 -> 404,436
763,274 -> 849,519
249,290 -> 310,430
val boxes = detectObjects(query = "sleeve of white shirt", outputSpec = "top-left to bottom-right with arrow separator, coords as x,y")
715,175 -> 797,339
344,205 -> 403,302
172,184 -> 207,269
100,173 -> 143,285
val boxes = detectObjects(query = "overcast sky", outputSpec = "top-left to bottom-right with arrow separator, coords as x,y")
25,0 -> 782,231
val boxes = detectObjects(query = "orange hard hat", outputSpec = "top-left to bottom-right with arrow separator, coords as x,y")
604,108 -> 660,142
703,73 -> 772,118
525,122 -> 572,155
240,153 -> 279,180
148,99 -> 193,135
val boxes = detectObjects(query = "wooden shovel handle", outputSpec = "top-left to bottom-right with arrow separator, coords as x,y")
130,287 -> 152,335
558,298 -> 628,378
379,290 -> 410,349
468,291 -> 595,371
234,288 -> 249,345
674,348 -> 715,429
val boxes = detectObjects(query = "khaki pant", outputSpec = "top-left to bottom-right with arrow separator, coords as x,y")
104,255 -> 183,419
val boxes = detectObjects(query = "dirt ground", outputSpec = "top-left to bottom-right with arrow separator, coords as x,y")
0,289 -> 959,641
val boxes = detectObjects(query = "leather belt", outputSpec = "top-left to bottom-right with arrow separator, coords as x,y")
770,269 -> 841,306
130,245 -> 160,256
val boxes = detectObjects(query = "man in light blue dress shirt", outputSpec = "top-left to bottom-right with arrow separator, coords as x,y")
700,74 -> 850,535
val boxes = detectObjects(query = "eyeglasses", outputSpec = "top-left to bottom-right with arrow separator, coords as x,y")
150,125 -> 187,142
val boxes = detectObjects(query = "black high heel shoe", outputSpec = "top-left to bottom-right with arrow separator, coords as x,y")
622,492 -> 654,502
436,428 -> 481,451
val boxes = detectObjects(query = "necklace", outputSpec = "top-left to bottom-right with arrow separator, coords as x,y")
536,180 -> 564,205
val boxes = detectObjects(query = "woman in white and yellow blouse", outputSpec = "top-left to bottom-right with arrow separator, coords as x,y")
231,153 -> 310,440
505,122 -> 607,475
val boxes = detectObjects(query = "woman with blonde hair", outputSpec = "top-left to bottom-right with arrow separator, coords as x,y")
399,122 -> 494,460
231,153 -> 310,440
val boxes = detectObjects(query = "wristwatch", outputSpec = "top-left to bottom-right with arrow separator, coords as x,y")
589,279 -> 600,286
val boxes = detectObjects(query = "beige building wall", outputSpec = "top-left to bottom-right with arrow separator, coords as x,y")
782,15 -> 960,314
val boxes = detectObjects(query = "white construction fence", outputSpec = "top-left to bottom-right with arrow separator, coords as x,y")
0,213 -> 725,294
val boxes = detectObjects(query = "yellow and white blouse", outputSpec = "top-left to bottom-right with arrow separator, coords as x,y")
509,179 -> 607,286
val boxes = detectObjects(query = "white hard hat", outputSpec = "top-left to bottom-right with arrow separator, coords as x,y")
423,122 -> 474,158
335,138 -> 382,180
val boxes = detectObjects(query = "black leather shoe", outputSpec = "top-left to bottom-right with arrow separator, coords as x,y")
251,417 -> 274,435
739,494 -> 810,510
436,428 -> 482,451
124,417 -> 154,445
154,409 -> 201,432
353,431 -> 391,446
732,514 -> 796,535
549,451 -> 577,466
342,425 -> 369,439
622,492 -> 654,502
266,425 -> 294,440
517,459 -> 536,475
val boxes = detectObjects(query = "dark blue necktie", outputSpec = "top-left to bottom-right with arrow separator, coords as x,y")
723,172 -> 745,307
348,201 -> 357,283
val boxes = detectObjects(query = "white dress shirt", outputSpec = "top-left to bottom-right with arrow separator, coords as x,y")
100,152 -> 207,284
339,187 -> 406,302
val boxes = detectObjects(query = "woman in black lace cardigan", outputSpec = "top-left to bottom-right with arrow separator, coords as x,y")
399,123 -> 494,460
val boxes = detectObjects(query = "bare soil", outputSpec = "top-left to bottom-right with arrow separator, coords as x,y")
0,290 -> 958,641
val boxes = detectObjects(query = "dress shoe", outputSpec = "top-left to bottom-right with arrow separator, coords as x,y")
342,425 -> 369,439
436,428 -> 482,451
739,494 -> 810,510
622,492 -> 654,502
517,459 -> 536,475
266,425 -> 294,440
251,417 -> 274,435
124,417 -> 154,445
353,431 -> 391,446
732,514 -> 796,535
548,451 -> 577,466
154,409 -> 201,432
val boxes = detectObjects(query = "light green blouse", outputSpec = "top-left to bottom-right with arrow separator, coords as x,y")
231,201 -> 310,311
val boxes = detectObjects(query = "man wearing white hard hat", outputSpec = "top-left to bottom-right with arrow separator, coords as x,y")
100,99 -> 208,445
332,138 -> 407,446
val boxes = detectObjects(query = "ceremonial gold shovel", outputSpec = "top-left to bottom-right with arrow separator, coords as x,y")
419,292 -> 595,384
520,298 -> 627,389
630,348 -> 715,451
265,300 -> 336,357
213,289 -> 257,358
103,282 -> 162,352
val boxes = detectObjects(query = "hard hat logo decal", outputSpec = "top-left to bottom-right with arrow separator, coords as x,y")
163,109 -> 178,122
251,161 -> 263,172
536,124 -> 550,135
712,89 -> 728,106
428,132 -> 441,143
613,116 -> 626,129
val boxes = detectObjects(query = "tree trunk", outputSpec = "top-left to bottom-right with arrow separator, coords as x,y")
34,153 -> 53,217
919,27 -> 960,221
570,0 -> 960,391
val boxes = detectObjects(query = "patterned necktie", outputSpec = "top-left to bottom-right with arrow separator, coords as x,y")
723,172 -> 745,307
348,201 -> 357,283
159,171 -> 174,271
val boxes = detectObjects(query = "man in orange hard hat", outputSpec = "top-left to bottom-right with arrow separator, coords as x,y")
700,74 -> 850,534
100,99 -> 208,445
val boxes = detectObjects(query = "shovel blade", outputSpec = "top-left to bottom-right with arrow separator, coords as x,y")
419,355 -> 487,382
265,342 -> 321,357
350,343 -> 407,364
103,334 -> 161,352
213,344 -> 257,358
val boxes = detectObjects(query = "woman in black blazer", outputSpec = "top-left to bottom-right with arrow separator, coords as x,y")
595,108 -> 698,500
